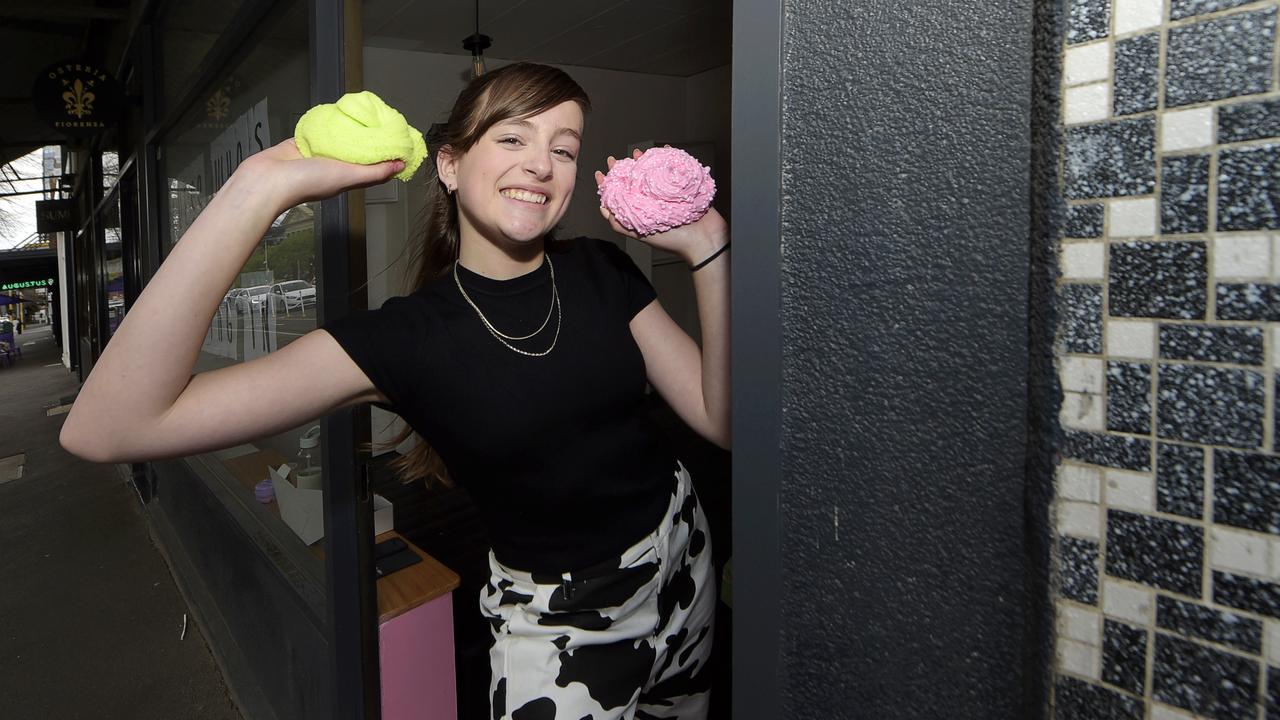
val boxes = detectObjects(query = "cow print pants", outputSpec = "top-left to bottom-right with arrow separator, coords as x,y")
480,460 -> 716,720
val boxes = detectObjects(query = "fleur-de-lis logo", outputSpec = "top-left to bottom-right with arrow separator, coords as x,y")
207,89 -> 231,121
63,79 -> 95,119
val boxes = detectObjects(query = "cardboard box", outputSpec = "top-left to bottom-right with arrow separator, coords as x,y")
373,493 -> 393,536
269,464 -> 394,545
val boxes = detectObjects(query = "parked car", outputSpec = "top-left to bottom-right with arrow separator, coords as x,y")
269,280 -> 317,312
226,285 -> 272,314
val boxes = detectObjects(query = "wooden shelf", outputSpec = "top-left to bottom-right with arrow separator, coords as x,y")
375,530 -> 460,624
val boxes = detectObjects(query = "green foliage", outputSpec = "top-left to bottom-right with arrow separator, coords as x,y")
237,228 -> 315,286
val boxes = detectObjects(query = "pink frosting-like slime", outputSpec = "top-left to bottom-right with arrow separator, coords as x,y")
597,147 -> 716,236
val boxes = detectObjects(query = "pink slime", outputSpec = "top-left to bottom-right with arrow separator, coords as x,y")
597,147 -> 716,236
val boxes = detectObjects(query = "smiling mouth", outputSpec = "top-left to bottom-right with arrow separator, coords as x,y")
499,188 -> 548,205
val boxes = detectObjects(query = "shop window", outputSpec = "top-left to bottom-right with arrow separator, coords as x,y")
102,193 -> 124,338
158,0 -> 247,113
160,0 -> 327,571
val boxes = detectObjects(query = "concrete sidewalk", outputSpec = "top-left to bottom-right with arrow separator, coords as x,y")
0,324 -> 241,719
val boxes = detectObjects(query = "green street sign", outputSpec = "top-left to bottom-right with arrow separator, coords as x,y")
0,278 -> 54,291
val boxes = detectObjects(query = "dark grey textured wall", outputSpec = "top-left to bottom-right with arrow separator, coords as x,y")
777,0 -> 1035,716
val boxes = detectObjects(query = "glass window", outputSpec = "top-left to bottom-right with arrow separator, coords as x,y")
102,192 -> 124,338
102,150 -> 119,193
159,0 -> 247,112
160,0 -> 327,568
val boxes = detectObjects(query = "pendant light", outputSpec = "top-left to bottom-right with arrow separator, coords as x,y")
462,0 -> 491,78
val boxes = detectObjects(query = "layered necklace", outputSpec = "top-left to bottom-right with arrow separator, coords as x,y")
453,254 -> 561,357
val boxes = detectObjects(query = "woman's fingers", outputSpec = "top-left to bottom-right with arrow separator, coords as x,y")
349,160 -> 403,189
599,206 -> 638,239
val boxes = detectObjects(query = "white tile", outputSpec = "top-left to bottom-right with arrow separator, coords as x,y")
1107,319 -> 1156,358
1161,107 -> 1214,152
1274,327 -> 1280,369
1065,41 -> 1113,86
1105,470 -> 1155,512
1150,704 -> 1196,720
1062,241 -> 1105,280
1210,527 -> 1269,576
1272,537 -> 1280,581
1109,197 -> 1157,237
1061,356 -> 1105,393
1065,83 -> 1110,125
1056,638 -> 1100,680
1061,391 -> 1105,430
1103,581 -> 1153,625
1115,0 -> 1164,34
1058,501 -> 1102,540
1057,604 -> 1103,644
1267,620 -> 1280,665
1214,235 -> 1271,279
1059,464 -> 1102,503
1274,236 -> 1280,278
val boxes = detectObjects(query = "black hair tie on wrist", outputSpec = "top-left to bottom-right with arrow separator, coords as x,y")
690,241 -> 731,272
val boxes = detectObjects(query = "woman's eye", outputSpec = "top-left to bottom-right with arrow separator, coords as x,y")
499,137 -> 521,146
554,149 -> 577,160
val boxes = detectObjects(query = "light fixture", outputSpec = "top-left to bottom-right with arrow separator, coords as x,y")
461,0 -> 491,78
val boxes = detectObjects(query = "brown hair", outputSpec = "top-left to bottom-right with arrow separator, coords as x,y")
376,62 -> 591,487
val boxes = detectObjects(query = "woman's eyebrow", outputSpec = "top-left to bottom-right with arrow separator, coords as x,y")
499,119 -> 581,141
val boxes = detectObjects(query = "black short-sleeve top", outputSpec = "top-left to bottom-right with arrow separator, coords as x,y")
322,237 -> 679,573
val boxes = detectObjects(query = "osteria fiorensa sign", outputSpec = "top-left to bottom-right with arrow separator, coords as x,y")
32,61 -> 124,137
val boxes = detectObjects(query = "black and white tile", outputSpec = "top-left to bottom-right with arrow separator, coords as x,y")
1054,0 -> 1280,712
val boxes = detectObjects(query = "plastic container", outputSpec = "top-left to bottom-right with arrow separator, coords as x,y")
294,425 -> 323,490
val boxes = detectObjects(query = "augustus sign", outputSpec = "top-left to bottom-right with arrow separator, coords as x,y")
1,279 -> 54,291
32,61 -> 124,138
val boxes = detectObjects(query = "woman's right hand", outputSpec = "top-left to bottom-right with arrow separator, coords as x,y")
238,138 -> 405,212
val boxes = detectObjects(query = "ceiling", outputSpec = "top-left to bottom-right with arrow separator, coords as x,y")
0,0 -> 731,165
0,0 -> 135,164
362,0 -> 731,78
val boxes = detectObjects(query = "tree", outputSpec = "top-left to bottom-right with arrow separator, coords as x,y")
0,150 -> 46,247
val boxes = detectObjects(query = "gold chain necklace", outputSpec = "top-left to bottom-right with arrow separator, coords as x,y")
453,255 -> 561,357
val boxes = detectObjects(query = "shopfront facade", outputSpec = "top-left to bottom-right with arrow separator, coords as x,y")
61,1 -> 743,718
62,1 -> 383,717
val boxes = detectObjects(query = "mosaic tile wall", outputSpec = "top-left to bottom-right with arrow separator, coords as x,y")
1053,0 -> 1280,717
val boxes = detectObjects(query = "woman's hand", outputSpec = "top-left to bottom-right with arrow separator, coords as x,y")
594,148 -> 728,267
235,138 -> 405,213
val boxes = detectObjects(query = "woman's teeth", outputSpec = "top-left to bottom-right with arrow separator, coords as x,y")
500,189 -> 547,204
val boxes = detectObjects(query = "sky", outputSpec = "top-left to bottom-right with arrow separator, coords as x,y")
0,148 -> 49,250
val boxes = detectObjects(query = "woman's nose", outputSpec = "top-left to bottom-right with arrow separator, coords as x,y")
523,149 -> 552,179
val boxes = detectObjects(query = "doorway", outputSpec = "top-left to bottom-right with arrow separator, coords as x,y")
356,1 -> 735,717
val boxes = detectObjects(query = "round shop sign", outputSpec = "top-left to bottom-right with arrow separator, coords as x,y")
32,61 -> 124,138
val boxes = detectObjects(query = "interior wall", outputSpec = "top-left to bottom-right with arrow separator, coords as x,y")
650,62 -> 734,346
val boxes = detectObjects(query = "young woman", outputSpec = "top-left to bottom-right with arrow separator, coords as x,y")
61,63 -> 729,719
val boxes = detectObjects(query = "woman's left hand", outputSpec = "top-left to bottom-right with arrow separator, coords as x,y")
594,148 -> 728,266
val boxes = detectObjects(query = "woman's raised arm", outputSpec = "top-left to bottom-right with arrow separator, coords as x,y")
59,140 -> 403,463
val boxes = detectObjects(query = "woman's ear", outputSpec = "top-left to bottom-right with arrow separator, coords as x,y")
436,145 -> 457,192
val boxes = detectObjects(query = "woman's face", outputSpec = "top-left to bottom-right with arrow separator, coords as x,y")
441,100 -> 584,249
